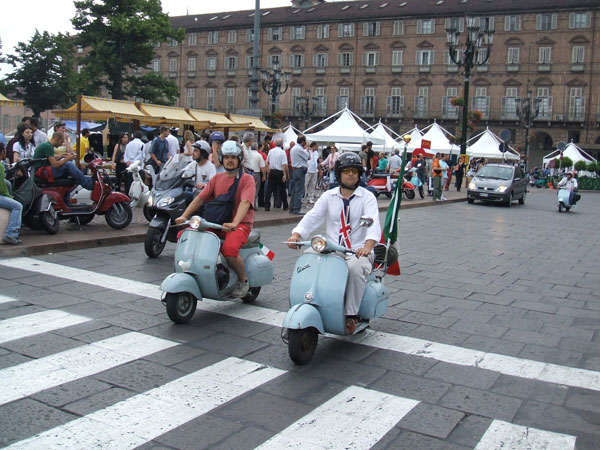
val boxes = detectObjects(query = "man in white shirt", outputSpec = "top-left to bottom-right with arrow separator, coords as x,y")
123,131 -> 145,194
166,130 -> 179,159
304,141 -> 320,204
183,141 -> 216,202
289,135 -> 310,215
264,137 -> 289,211
387,149 -> 403,175
286,152 -> 381,335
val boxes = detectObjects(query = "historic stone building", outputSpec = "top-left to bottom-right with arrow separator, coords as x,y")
153,0 -> 600,165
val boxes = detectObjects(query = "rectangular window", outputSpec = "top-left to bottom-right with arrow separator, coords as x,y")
314,87 -> 327,115
504,15 -> 521,31
536,14 -> 557,30
246,29 -> 254,42
290,25 -> 305,40
507,48 -> 520,64
336,87 -> 350,110
226,88 -> 235,113
442,87 -> 458,119
339,52 -> 353,67
152,59 -> 161,72
570,12 -> 591,29
392,50 -> 403,67
338,23 -> 355,38
226,56 -> 238,71
188,33 -> 197,45
572,46 -> 585,63
473,87 -> 490,118
227,30 -> 237,44
247,88 -> 254,109
416,50 -> 433,66
476,16 -> 495,32
186,88 -> 195,109
445,18 -> 464,33
268,54 -> 281,68
167,38 -> 178,47
291,53 -> 304,69
414,87 -> 429,117
208,31 -> 219,44
206,56 -> 217,71
314,53 -> 328,68
317,24 -> 330,39
393,20 -> 404,36
363,22 -> 380,37
569,87 -> 585,120
292,87 -> 302,114
445,49 -> 463,65
539,47 -> 551,64
363,51 -> 380,67
187,57 -> 196,72
536,87 -> 553,119
503,88 -> 518,119
206,88 -> 215,111
387,87 -> 404,117
246,55 -> 256,69
417,19 -> 435,34
77,45 -> 83,53
360,87 -> 376,116
169,58 -> 178,72
268,27 -> 282,41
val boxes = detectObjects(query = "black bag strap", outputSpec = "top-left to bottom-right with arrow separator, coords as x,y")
227,173 -> 241,196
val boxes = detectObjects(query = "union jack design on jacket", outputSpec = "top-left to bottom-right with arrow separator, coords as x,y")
338,196 -> 354,248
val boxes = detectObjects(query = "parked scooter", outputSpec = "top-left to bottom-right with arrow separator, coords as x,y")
144,156 -> 191,258
282,217 -> 397,364
367,173 -> 415,200
159,215 -> 274,323
4,158 -> 59,234
127,160 -> 150,209
36,156 -> 132,228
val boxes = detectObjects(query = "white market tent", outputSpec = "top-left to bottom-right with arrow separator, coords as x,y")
304,108 -> 385,145
467,128 -> 520,161
274,123 -> 300,149
542,142 -> 596,168
420,121 -> 460,155
368,121 -> 404,153
402,126 -> 424,152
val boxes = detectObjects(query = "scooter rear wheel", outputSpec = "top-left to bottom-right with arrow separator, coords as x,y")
105,203 -> 132,229
40,206 -> 60,235
403,189 -> 415,200
165,292 -> 197,324
145,227 -> 166,258
241,287 -> 261,303
288,327 -> 318,365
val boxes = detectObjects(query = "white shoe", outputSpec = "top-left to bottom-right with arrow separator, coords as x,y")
441,196 -> 447,201
230,279 -> 250,298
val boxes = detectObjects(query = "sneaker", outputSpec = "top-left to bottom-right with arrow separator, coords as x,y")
230,279 -> 250,298
2,236 -> 22,245
441,196 -> 447,201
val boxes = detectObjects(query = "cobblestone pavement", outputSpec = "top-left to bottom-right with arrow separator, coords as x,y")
0,189 -> 598,449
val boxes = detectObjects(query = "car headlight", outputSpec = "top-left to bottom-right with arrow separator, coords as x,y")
156,196 -> 174,207
189,216 -> 202,230
311,235 -> 327,253
495,186 -> 508,193
468,182 -> 476,190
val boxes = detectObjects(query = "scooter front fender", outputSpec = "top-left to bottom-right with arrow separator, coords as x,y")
283,303 -> 324,334
99,192 -> 131,213
160,272 -> 202,300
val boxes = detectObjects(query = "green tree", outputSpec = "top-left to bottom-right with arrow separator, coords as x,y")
574,160 -> 588,172
3,31 -> 79,117
553,157 -> 573,170
72,0 -> 184,103
587,161 -> 599,174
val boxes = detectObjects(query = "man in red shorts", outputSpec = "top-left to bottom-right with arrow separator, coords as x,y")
176,140 -> 256,298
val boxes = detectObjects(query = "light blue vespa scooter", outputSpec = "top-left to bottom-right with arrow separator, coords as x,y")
160,216 -> 274,324
282,217 -> 398,364
557,188 -> 577,213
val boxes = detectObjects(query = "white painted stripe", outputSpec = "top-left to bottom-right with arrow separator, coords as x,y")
0,310 -> 90,344
0,294 -> 16,304
0,332 -> 178,406
257,385 -> 419,449
475,420 -> 577,450
8,358 -> 285,450
5,257 -> 600,392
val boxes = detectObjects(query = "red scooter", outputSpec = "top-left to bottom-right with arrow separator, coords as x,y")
367,173 -> 415,200
36,157 -> 133,229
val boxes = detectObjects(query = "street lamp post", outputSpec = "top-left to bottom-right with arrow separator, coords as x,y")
297,89 -> 317,131
516,90 -> 541,169
260,63 -> 290,128
446,16 -> 494,155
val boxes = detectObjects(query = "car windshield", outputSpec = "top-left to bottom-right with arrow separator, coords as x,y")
476,166 -> 513,181
155,156 -> 189,190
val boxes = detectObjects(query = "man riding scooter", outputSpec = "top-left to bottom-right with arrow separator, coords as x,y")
557,171 -> 580,205
175,140 -> 256,298
286,152 -> 381,335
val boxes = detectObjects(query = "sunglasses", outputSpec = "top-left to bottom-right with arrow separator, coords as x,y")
341,168 -> 359,174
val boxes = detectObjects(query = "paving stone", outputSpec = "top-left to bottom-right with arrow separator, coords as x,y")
450,319 -> 508,339
370,372 -> 451,404
427,286 -> 474,300
204,316 -> 274,338
190,332 -> 269,358
524,310 -> 575,326
299,355 -> 386,386
100,310 -> 171,331
0,304 -> 45,320
447,414 -> 493,448
425,361 -> 500,390
48,281 -> 109,296
142,322 -> 218,344
0,351 -> 33,369
514,400 -> 600,437
96,359 -> 185,393
51,320 -> 113,338
384,430 -> 470,450
477,303 -> 528,318
63,386 -> 136,416
503,328 -> 561,347
491,375 -> 569,405
317,337 -> 379,362
31,377 -> 113,407
466,293 -> 514,306
62,301 -> 129,319
408,325 -> 469,346
142,344 -> 207,367
154,415 -> 244,450
209,426 -> 286,450
25,292 -> 89,308
565,389 -> 600,415
489,315 -> 544,332
439,386 -> 522,422
361,348 -> 438,376
78,289 -> 146,305
399,403 -> 465,439
436,298 -> 484,312
558,306 -> 600,319
2,332 -> 83,358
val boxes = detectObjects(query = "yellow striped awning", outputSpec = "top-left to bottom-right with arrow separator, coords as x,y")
137,104 -> 199,127
53,96 -> 148,121
188,109 -> 235,128
226,114 -> 274,132
0,93 -> 24,107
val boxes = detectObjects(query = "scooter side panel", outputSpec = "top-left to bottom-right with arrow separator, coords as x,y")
282,304 -> 324,333
175,230 -> 222,299
358,279 -> 389,319
557,189 -> 571,206
243,251 -> 274,287
160,272 -> 202,299
290,253 -> 347,336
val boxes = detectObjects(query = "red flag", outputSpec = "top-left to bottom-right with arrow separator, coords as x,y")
421,139 -> 431,150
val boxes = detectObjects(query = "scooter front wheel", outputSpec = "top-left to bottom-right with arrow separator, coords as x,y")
165,292 -> 197,324
241,287 -> 261,303
40,206 -> 60,235
145,227 -> 166,258
288,327 -> 318,365
403,189 -> 415,200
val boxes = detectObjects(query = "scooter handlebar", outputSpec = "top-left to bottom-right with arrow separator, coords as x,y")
179,215 -> 233,231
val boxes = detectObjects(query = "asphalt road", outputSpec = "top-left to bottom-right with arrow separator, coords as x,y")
0,189 -> 599,449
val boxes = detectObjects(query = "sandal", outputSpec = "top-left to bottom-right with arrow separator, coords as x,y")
345,317 -> 358,335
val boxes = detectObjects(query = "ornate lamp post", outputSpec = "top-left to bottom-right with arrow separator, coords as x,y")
446,16 -> 494,155
296,89 -> 318,131
516,90 -> 542,169
260,63 -> 290,128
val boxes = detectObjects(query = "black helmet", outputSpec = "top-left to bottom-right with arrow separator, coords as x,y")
335,152 -> 364,182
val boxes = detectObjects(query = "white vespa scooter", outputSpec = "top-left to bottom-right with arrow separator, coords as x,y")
282,217 -> 397,364
126,160 -> 150,209
159,216 -> 274,324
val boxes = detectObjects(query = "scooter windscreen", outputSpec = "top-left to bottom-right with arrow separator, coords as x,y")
155,157 -> 189,191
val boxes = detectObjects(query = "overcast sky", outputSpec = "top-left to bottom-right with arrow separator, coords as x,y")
0,0 -> 290,75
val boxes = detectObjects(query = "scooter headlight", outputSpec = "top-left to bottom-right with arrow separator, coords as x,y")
157,196 -> 174,207
311,235 -> 327,253
147,194 -> 153,206
468,182 -> 476,190
495,185 -> 508,193
189,216 -> 202,230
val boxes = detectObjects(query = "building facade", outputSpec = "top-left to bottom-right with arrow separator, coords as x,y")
152,0 -> 600,165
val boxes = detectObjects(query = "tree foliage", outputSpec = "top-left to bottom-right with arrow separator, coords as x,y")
574,160 -> 588,172
553,157 -> 573,169
72,0 -> 184,102
3,31 -> 80,117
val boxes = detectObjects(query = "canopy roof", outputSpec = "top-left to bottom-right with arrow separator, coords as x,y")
542,142 -> 596,166
369,122 -> 403,153
0,93 -> 24,107
55,96 -> 149,121
304,108 -> 385,145
277,124 -> 300,149
420,122 -> 460,155
227,113 -> 273,132
188,109 -> 235,128
137,104 -> 200,127
402,127 -> 423,151
467,128 -> 520,161
64,120 -> 105,132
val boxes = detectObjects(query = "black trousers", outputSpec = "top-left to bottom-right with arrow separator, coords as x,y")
265,169 -> 288,209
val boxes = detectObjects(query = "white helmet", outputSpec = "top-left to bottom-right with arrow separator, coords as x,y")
218,140 -> 243,171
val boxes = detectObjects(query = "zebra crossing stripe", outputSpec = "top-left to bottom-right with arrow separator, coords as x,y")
0,310 -> 90,345
0,332 -> 178,406
256,385 -> 419,449
7,357 -> 286,450
474,420 -> 577,450
3,257 -> 600,393
0,295 -> 16,304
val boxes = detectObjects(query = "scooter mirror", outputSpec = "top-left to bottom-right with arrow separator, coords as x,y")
359,216 -> 374,228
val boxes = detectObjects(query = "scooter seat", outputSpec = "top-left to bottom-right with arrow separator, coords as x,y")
35,176 -> 77,187
241,230 -> 261,249
370,174 -> 389,179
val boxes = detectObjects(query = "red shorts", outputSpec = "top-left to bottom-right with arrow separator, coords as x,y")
216,224 -> 251,258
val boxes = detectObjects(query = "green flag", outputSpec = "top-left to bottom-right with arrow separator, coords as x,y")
383,149 -> 407,244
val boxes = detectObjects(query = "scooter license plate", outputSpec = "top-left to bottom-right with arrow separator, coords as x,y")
480,193 -> 489,197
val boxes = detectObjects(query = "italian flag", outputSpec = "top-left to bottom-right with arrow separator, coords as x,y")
259,243 -> 275,261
